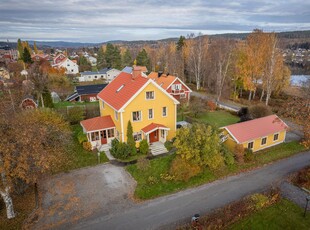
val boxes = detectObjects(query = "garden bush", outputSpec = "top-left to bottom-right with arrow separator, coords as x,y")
164,140 -> 174,151
77,130 -> 88,144
169,156 -> 202,181
139,139 -> 149,155
65,106 -> 85,124
234,144 -> 245,164
244,148 -> 254,162
250,193 -> 269,210
207,100 -> 217,111
110,138 -> 119,156
222,146 -> 235,166
82,142 -> 92,151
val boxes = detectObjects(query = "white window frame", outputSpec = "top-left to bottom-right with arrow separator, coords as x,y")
114,111 -> 118,120
180,93 -> 186,99
248,141 -> 254,149
148,108 -> 154,120
273,133 -> 279,141
261,137 -> 267,146
172,84 -> 182,90
162,107 -> 167,117
132,111 -> 142,122
146,91 -> 155,100
133,132 -> 142,142
101,101 -> 104,109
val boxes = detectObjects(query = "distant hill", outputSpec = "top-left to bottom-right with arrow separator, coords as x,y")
1,30 -> 309,48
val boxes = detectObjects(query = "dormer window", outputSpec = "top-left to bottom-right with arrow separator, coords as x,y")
146,91 -> 154,100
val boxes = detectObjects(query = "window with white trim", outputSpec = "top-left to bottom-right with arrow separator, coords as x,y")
114,111 -> 118,120
273,133 -> 279,141
148,108 -> 153,119
172,84 -> 182,90
248,141 -> 254,149
180,93 -> 186,99
261,137 -> 267,145
146,91 -> 154,100
162,107 -> 167,117
133,132 -> 142,141
132,111 -> 142,121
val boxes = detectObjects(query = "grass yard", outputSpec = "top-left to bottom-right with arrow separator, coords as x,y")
228,199 -> 310,230
58,124 -> 109,172
126,141 -> 306,200
195,110 -> 239,127
53,101 -> 99,109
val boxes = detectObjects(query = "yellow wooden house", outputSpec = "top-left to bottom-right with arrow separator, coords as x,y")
220,115 -> 289,152
80,66 -> 179,150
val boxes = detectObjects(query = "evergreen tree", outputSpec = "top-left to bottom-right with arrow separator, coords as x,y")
39,87 -> 54,108
105,43 -> 115,68
22,47 -> 32,64
78,55 -> 91,72
17,39 -> 24,60
122,49 -> 132,67
126,120 -> 137,156
113,46 -> 122,69
136,49 -> 150,70
97,47 -> 106,69
177,36 -> 186,51
33,41 -> 38,54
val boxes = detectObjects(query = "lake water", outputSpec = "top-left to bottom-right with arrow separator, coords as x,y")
290,75 -> 310,86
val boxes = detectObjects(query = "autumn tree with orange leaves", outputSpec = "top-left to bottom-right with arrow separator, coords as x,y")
0,100 -> 72,219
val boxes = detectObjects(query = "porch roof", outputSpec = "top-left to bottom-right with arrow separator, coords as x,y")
80,115 -> 115,132
141,123 -> 170,135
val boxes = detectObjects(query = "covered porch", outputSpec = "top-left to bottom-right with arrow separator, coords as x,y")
80,115 -> 116,149
141,123 -> 170,144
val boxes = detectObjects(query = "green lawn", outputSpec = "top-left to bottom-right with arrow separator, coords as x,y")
229,199 -> 310,230
195,110 -> 239,127
60,124 -> 108,172
126,141 -> 306,200
53,101 -> 99,109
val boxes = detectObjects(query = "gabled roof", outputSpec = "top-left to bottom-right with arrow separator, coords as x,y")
222,115 -> 288,144
148,72 -> 192,92
141,123 -> 170,135
75,84 -> 108,95
80,115 -> 115,132
97,72 -> 179,111
122,66 -> 132,73
122,66 -> 147,74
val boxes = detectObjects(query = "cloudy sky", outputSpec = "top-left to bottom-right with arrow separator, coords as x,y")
1,0 -> 309,42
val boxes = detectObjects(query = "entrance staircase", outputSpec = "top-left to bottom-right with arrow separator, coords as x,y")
150,142 -> 168,156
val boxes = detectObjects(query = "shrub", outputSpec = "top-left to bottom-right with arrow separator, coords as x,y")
222,147 -> 235,166
250,193 -> 269,210
164,140 -> 174,151
207,101 -> 217,111
127,121 -> 137,156
137,158 -> 150,171
65,106 -> 85,124
234,144 -> 244,164
169,156 -> 202,181
110,138 -> 120,156
244,148 -> 254,162
249,104 -> 272,119
139,139 -> 149,155
77,131 -> 88,144
82,142 -> 92,151
115,142 -> 132,159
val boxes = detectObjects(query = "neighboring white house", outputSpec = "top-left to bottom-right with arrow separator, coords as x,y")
87,56 -> 97,66
52,57 -> 79,74
78,68 -> 121,82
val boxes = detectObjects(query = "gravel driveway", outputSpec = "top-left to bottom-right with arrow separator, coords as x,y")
29,164 -> 136,230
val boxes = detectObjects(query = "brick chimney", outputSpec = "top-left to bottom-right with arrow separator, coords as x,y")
132,65 -> 142,79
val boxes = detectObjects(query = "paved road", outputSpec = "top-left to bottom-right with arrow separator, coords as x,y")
73,151 -> 310,230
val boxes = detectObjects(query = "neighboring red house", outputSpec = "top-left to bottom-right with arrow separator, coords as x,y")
20,96 -> 37,109
148,72 -> 192,102
31,54 -> 50,62
53,53 -> 67,64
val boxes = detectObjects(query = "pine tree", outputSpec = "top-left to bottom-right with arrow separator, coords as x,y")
39,87 -> 54,108
126,121 -> 137,156
136,49 -> 150,70
22,47 -> 32,64
122,49 -> 132,67
17,39 -> 23,60
113,46 -> 122,69
97,47 -> 106,69
33,41 -> 38,54
177,36 -> 186,51
105,43 -> 114,68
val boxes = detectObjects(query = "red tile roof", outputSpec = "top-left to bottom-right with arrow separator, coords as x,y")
97,72 -> 149,111
223,115 -> 288,143
141,123 -> 169,134
80,115 -> 115,132
148,72 -> 176,90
